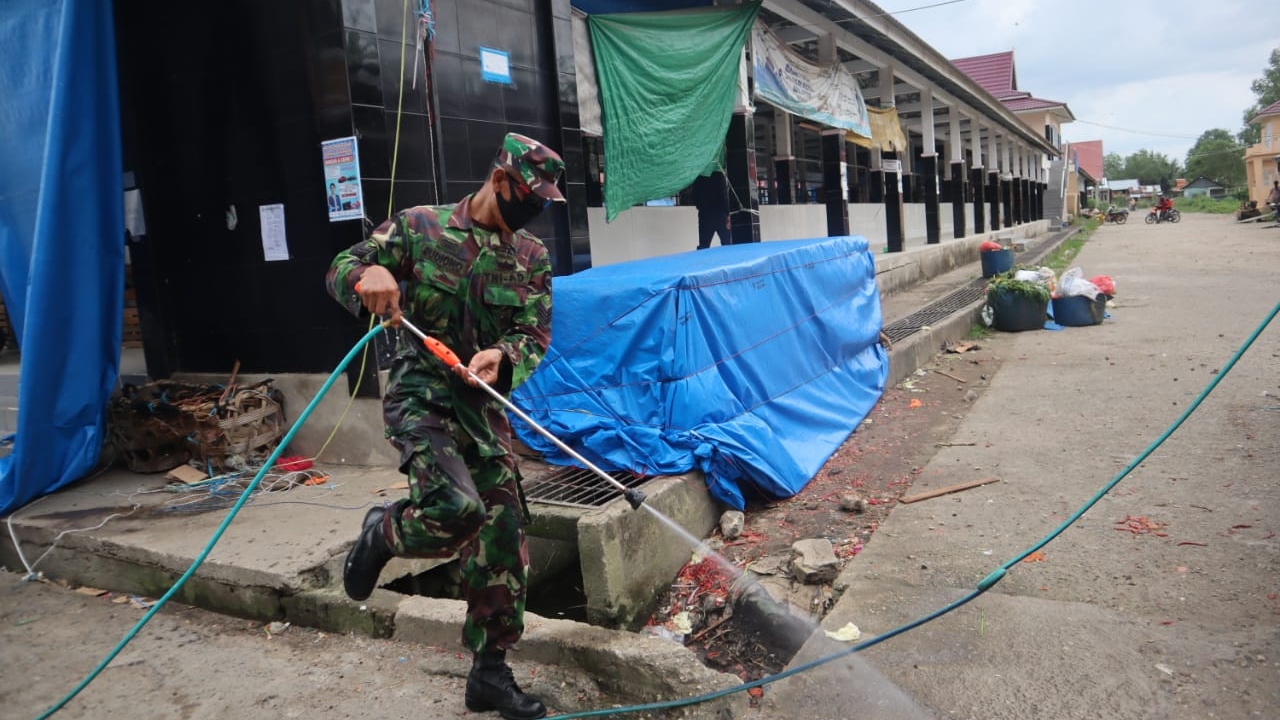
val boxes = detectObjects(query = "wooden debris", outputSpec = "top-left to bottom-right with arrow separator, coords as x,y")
165,464 -> 208,485
933,369 -> 967,383
897,477 -> 1000,504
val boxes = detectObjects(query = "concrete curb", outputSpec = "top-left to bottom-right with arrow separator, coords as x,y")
395,595 -> 747,719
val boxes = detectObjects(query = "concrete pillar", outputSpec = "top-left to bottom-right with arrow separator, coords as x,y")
987,171 -> 1000,232
883,151 -> 904,252
948,111 -> 965,238
1002,174 -> 1014,229
921,154 -> 940,244
726,113 -> 760,243
987,133 -> 1000,232
822,129 -> 849,237
1011,153 -> 1022,226
950,161 -> 966,238
774,115 -> 794,205
868,147 -> 884,203
971,165 -> 985,234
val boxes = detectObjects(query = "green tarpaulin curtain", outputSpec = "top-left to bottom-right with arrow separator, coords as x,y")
589,2 -> 759,222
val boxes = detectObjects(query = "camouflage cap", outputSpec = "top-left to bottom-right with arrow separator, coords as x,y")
493,133 -> 566,203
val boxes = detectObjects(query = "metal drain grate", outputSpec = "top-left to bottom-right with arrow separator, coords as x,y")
523,466 -> 648,509
882,279 -> 989,344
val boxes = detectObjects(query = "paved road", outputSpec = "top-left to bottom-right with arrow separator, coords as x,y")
767,212 -> 1280,720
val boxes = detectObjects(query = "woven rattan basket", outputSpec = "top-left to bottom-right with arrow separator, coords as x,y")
108,382 -> 217,473
186,385 -> 286,471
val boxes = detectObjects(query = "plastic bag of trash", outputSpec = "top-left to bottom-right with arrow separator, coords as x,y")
1057,267 -> 1101,298
1090,275 -> 1116,296
1013,269 -> 1042,283
1035,266 -> 1057,295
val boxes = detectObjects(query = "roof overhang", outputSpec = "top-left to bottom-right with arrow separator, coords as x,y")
763,0 -> 1059,157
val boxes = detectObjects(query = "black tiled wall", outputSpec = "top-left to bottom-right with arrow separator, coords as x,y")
116,0 -> 580,376
116,0 -> 366,377
412,0 -> 574,271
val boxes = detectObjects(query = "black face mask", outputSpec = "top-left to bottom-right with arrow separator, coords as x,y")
496,175 -> 548,231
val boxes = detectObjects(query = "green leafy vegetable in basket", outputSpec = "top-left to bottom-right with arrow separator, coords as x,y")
986,269 -> 1050,304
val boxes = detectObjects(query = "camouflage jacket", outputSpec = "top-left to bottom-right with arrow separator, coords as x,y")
326,195 -> 552,411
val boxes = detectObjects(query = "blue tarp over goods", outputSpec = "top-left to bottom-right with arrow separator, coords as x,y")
511,236 -> 888,510
0,0 -> 124,515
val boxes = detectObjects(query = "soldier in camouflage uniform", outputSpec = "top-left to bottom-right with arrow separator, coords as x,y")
326,133 -> 564,720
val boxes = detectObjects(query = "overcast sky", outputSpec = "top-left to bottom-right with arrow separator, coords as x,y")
875,0 -> 1277,165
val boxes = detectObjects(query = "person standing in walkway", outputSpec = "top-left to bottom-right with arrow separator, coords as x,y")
692,169 -> 731,249
326,133 -> 564,720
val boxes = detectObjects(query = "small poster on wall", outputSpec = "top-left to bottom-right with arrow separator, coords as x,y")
321,136 -> 365,222
480,47 -> 512,85
259,203 -> 290,261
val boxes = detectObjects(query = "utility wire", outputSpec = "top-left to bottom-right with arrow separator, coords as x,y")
1071,118 -> 1202,140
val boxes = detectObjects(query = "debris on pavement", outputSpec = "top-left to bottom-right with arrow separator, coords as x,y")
1115,515 -> 1167,537
897,477 -> 1000,504
824,622 -> 862,642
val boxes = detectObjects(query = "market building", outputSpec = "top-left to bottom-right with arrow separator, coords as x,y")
2,0 -> 1069,512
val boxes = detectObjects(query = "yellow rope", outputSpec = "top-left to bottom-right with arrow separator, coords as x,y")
308,0 -> 414,462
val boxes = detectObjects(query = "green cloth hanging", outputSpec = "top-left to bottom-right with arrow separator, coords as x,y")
589,2 -> 759,222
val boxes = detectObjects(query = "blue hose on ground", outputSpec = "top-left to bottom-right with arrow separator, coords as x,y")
540,300 -> 1279,720
34,301 -> 1278,719
35,322 -> 387,720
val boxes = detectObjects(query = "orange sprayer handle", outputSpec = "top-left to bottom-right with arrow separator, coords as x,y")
422,336 -> 461,368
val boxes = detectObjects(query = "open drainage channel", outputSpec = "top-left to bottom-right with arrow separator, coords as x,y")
882,280 -> 988,345
882,234 -> 1066,345
379,463 -> 809,674
384,465 -> 653,624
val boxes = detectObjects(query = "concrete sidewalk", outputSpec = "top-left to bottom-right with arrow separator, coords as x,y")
2,220 -> 1073,719
763,212 -> 1280,719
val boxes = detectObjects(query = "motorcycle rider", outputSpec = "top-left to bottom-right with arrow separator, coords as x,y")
1155,194 -> 1174,223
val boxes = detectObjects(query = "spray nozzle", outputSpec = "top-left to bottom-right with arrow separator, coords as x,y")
623,488 -> 646,510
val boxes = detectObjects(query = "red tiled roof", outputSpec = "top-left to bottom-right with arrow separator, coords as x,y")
1251,99 -> 1280,121
951,51 -> 1016,97
1071,140 -> 1104,181
1005,95 -> 1067,112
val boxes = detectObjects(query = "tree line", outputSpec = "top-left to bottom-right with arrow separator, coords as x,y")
1101,47 -> 1279,194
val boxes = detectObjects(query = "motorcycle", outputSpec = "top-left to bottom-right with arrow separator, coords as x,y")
1103,205 -> 1128,224
1144,207 -> 1181,224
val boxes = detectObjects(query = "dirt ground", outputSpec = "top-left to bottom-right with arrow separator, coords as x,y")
647,336 -> 1003,682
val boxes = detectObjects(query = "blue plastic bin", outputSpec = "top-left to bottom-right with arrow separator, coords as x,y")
980,249 -> 1013,278
989,289 -> 1047,332
1051,294 -> 1106,326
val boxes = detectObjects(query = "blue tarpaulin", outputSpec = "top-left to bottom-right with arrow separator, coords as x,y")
511,236 -> 887,510
0,0 -> 124,515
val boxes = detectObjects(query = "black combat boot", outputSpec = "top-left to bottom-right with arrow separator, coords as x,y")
465,649 -> 546,720
342,506 -> 393,601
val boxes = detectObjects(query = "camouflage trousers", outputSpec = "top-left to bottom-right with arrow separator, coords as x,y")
381,413 -> 529,654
